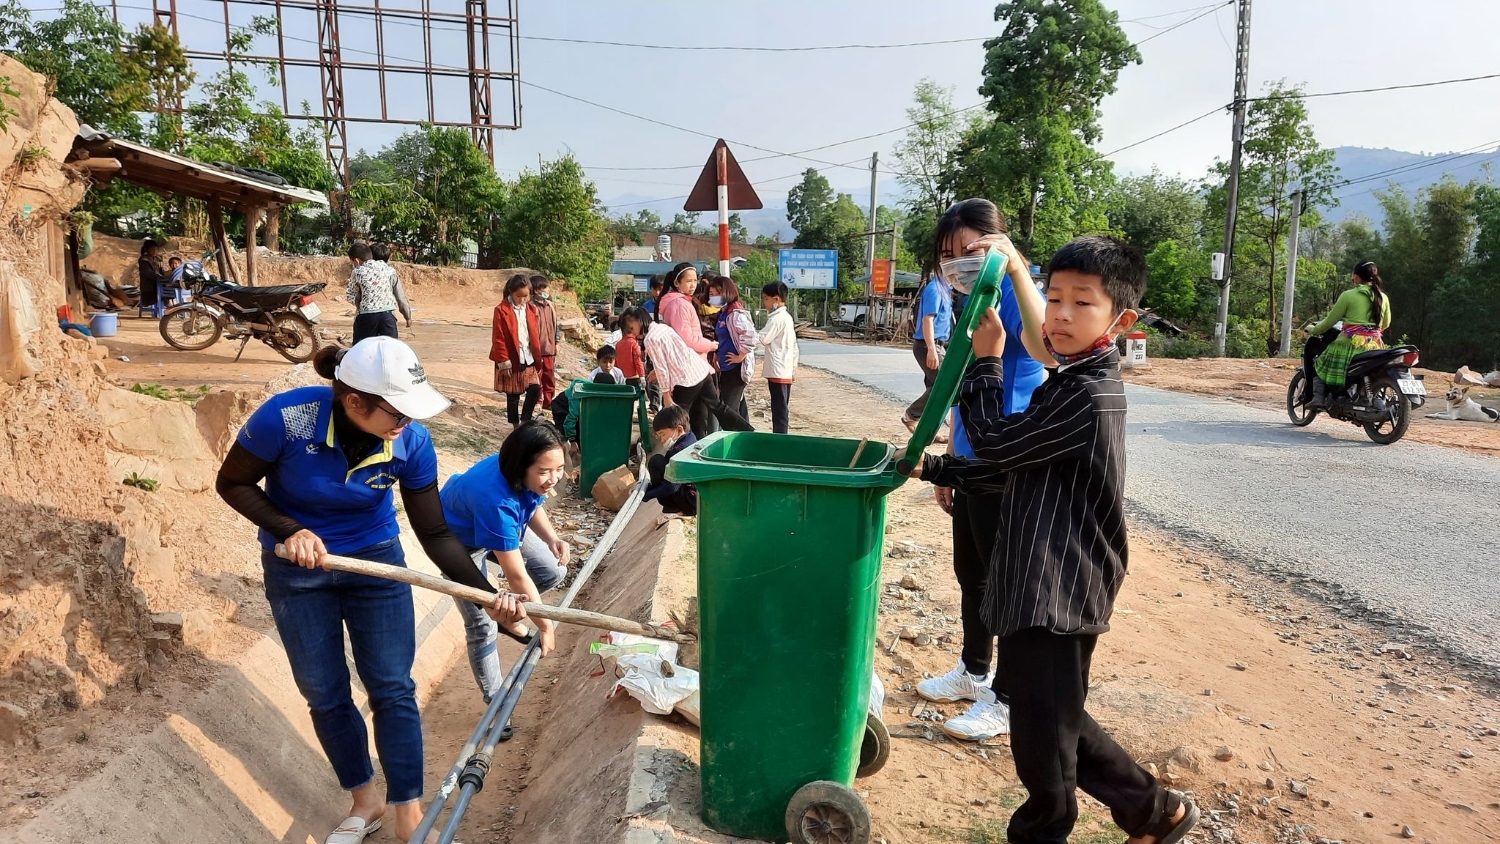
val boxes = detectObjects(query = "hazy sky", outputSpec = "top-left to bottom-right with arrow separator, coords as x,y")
53,0 -> 1500,212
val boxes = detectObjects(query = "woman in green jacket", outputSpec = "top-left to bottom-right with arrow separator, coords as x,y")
1308,261 -> 1391,407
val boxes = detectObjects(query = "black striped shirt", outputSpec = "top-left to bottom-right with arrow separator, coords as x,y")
923,348 -> 1128,637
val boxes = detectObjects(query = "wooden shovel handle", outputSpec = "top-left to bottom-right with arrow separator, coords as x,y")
273,545 -> 695,643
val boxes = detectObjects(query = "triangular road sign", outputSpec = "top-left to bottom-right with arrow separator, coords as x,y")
684,139 -> 763,212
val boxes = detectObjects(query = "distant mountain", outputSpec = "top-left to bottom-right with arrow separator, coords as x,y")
1327,145 -> 1500,227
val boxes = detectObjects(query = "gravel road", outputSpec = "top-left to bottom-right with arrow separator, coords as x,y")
801,340 -> 1500,673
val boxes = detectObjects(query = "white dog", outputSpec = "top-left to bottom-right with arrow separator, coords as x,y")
1428,383 -> 1500,422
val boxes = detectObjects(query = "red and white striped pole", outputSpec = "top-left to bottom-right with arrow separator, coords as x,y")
716,146 -> 731,276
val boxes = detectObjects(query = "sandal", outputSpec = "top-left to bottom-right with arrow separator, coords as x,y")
1142,791 -> 1199,844
324,816 -> 381,844
901,415 -> 919,433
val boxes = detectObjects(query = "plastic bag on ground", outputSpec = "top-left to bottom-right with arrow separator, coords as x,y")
869,671 -> 884,719
611,653 -> 701,726
0,262 -> 42,383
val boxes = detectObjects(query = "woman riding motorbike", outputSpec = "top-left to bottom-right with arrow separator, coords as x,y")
1307,261 -> 1391,407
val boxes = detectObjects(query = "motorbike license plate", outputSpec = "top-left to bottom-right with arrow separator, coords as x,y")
1397,376 -> 1426,396
298,302 -> 322,320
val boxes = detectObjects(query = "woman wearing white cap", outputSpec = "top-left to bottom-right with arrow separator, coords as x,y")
216,336 -> 527,844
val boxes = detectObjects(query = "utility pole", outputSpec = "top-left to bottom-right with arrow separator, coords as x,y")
865,151 -> 879,340
1214,0 -> 1252,356
1278,188 -> 1304,356
866,152 -> 879,278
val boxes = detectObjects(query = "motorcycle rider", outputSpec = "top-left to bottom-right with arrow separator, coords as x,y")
1306,261 -> 1390,408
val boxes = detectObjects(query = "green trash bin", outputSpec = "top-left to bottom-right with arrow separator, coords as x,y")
667,249 -> 1011,844
574,381 -> 643,496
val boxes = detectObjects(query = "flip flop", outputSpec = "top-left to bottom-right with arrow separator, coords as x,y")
324,816 -> 381,844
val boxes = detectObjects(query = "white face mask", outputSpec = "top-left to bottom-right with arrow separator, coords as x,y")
709,295 -> 725,307
938,256 -> 987,294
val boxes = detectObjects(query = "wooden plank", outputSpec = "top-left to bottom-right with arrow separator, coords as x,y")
243,205 -> 261,287
207,200 -> 239,284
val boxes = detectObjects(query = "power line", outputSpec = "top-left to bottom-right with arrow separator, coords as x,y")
1249,71 -> 1500,102
1089,104 -> 1227,161
1134,1 -> 1232,46
520,34 -> 990,52
603,156 -> 870,209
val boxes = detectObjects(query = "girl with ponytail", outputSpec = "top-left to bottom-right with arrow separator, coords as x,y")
1306,260 -> 1392,406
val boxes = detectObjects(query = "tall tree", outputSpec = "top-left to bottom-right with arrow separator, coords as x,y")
963,0 -> 1140,252
493,156 -> 614,301
1206,81 -> 1338,353
1105,170 -> 1203,255
728,213 -> 749,243
786,168 -> 835,235
1142,240 -> 1201,323
353,125 -> 504,264
1427,184 -> 1500,368
1377,177 -> 1475,351
894,79 -> 974,220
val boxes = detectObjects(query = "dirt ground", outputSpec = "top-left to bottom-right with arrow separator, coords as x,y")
1121,357 -> 1500,457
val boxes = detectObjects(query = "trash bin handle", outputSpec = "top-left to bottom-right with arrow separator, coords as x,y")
894,248 -> 1006,479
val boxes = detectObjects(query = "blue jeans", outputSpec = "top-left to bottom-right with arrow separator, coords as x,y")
458,531 -> 566,702
262,538 -> 423,803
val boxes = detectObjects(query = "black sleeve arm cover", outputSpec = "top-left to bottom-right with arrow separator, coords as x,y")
216,442 -> 306,542
399,481 -> 497,594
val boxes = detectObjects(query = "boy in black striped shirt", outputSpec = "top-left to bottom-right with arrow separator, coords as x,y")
911,235 -> 1198,844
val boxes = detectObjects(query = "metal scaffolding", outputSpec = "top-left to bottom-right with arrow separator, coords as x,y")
109,0 -> 522,192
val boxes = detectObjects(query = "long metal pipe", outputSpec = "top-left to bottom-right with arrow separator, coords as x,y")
414,471 -> 650,842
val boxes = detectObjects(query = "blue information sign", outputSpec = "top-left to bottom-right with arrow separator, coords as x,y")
777,249 -> 838,290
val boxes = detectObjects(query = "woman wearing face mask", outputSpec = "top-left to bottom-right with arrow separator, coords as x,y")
215,337 -> 528,844
711,276 -> 756,421
492,273 -> 544,427
919,198 -> 1051,742
902,269 -> 955,434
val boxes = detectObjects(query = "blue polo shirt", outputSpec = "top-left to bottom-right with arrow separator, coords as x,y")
440,453 -> 545,552
952,273 -> 1047,458
914,279 -> 953,343
236,385 -> 439,554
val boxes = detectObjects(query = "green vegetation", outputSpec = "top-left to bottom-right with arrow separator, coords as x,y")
122,472 -> 159,492
130,382 -> 210,403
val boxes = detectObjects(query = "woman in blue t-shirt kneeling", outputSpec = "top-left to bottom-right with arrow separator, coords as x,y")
440,421 -> 571,703
217,337 -> 527,844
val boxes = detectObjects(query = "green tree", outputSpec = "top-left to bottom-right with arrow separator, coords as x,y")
795,193 -> 868,301
122,22 -> 194,149
493,156 -> 614,301
1205,81 -> 1338,353
1105,170 -> 1203,255
732,251 -> 778,292
1143,239 -> 1202,322
352,125 -> 504,264
1427,184 -> 1500,368
894,79 -> 976,220
960,0 -> 1140,252
608,208 -> 663,245
728,212 -> 749,243
786,168 -> 834,235
665,211 -> 705,235
0,0 -> 146,137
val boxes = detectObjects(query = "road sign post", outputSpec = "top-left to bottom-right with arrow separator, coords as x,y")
685,140 -> 763,278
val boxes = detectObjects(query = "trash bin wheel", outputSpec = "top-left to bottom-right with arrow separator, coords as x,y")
856,713 -> 890,778
785,780 -> 871,844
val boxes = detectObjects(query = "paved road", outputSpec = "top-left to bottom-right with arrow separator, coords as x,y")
801,340 -> 1500,673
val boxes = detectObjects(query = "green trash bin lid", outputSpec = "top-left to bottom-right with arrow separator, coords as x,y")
894,247 -> 1008,477
666,431 -> 896,489
572,381 -> 637,397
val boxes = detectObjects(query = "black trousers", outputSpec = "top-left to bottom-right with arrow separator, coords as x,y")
767,381 -> 791,434
953,489 -> 1006,692
353,311 -> 399,343
672,377 -> 752,440
506,385 -> 541,425
999,628 -> 1165,843
905,337 -> 943,421
719,365 -> 751,422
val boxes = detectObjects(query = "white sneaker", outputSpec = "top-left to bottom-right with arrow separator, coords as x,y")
916,660 -> 995,703
941,689 -> 1011,741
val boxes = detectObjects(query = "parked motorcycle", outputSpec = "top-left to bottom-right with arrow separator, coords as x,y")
158,252 -> 325,363
1286,328 -> 1427,444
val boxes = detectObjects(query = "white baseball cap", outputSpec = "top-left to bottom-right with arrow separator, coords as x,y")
335,336 -> 450,420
